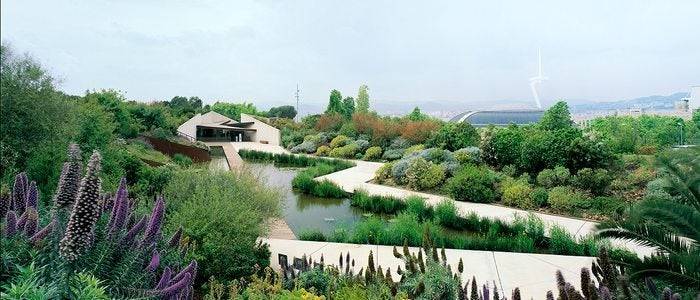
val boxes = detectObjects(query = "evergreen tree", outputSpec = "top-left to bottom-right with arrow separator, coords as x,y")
342,97 -> 355,118
539,101 -> 573,131
325,89 -> 344,115
356,85 -> 370,113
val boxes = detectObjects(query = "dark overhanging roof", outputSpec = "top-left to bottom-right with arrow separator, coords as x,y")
450,109 -> 544,126
196,124 -> 256,131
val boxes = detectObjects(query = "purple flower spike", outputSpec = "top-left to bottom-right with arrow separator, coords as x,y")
140,196 -> 165,249
107,178 -> 129,238
158,274 -> 190,297
146,250 -> 160,273
4,211 -> 18,236
171,261 -> 197,284
12,172 -> 28,214
25,181 -> 38,210
168,227 -> 183,248
121,215 -> 147,247
30,218 -> 56,244
16,211 -> 28,230
24,207 -> 38,236
155,267 -> 172,290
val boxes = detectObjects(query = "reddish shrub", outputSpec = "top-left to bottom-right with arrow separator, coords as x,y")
401,120 -> 440,144
315,113 -> 343,132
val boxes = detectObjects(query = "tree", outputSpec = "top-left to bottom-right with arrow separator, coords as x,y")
325,89 -> 344,115
167,96 -> 202,117
267,105 -> 297,119
481,125 -> 525,169
596,147 -> 700,290
426,122 -> 479,151
85,90 -> 142,138
356,84 -> 370,113
407,107 -> 428,121
539,101 -> 573,131
1,43 -> 76,181
211,102 -> 260,121
342,97 -> 355,118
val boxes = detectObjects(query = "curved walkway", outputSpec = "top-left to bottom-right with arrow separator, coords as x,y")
262,237 -> 593,300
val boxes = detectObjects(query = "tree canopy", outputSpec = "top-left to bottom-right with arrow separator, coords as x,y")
267,105 -> 297,119
539,101 -> 573,131
356,84 -> 370,113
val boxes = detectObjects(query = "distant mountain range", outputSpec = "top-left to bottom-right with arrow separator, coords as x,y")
290,92 -> 690,119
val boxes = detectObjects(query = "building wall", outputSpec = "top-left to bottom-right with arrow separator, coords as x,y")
176,114 -> 201,141
240,113 -> 280,146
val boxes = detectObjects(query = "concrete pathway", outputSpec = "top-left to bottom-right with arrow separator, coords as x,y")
203,142 -> 244,170
263,238 -> 592,300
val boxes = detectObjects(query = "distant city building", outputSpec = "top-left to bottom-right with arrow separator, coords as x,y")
449,110 -> 544,127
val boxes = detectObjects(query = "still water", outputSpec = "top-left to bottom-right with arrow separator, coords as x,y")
247,163 -> 367,235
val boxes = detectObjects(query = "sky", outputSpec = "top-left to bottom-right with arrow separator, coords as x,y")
2,0 -> 699,110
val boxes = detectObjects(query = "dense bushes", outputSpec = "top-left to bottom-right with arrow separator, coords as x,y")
164,169 -> 281,285
500,176 -> 535,209
445,164 -> 498,203
547,186 -> 587,213
363,146 -> 382,160
404,158 -> 445,190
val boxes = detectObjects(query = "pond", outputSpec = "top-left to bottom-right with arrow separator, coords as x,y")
208,146 -> 230,171
246,163 -> 368,236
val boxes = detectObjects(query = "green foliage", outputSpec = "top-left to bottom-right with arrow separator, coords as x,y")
298,229 -> 327,242
500,176 -> 535,209
596,147 -> 700,290
172,153 -> 193,167
403,144 -> 425,157
329,144 -> 359,158
531,187 -> 549,207
325,89 -> 345,115
85,90 -> 141,138
433,200 -> 460,228
406,107 -> 428,121
548,225 -> 580,255
211,102 -> 260,121
405,158 -> 445,190
164,169 -> 281,284
481,125 -> 524,169
586,115 -> 697,154
350,190 -> 406,214
356,85 -> 370,113
547,186 -> 587,213
445,164 -> 498,203
315,145 -> 330,156
363,146 -> 382,161
539,101 -> 573,131
76,101 -> 116,156
374,162 -> 393,183
572,168 -> 610,195
342,97 -> 355,118
536,166 -> 571,188
267,105 -> 297,119
426,122 -> 479,151
330,135 -> 351,148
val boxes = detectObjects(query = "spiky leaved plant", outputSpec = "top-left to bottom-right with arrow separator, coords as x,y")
53,143 -> 82,210
59,151 -> 102,262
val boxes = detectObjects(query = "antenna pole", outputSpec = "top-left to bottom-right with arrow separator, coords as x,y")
295,84 -> 300,122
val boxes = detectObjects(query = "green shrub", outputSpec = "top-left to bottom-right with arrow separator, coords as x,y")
172,153 -> 192,167
403,144 -> 425,157
330,135 -> 351,148
363,146 -> 382,161
434,200 -> 460,228
329,143 -> 359,158
384,212 -> 422,245
405,196 -> 433,221
165,169 -> 281,284
315,145 -> 330,156
531,187 -> 549,207
445,164 -> 498,203
298,229 -> 327,241
536,166 -> 571,188
405,158 -> 445,190
381,149 -> 404,161
572,168 -> 610,195
297,267 -> 333,295
350,190 -> 405,214
589,196 -> 625,216
547,186 -> 587,213
453,147 -> 481,165
374,162 -> 393,183
312,180 -> 347,198
351,217 -> 385,244
292,172 -> 316,194
548,226 -> 579,255
500,177 -> 535,209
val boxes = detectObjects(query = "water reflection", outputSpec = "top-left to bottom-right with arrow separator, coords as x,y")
247,163 -> 366,235
208,146 -> 230,171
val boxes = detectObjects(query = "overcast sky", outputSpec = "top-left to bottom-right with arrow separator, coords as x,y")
2,0 -> 699,109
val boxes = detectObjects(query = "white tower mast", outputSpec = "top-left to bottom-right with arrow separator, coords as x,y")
529,49 -> 548,109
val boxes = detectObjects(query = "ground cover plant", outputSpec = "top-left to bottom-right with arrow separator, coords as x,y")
1,145 -> 196,299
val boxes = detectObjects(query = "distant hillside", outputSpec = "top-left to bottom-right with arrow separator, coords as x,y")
568,92 -> 688,113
